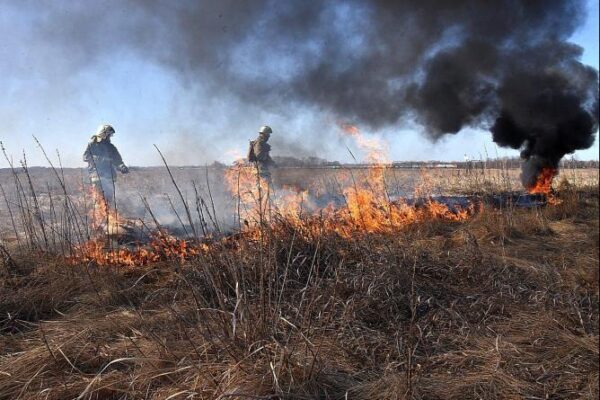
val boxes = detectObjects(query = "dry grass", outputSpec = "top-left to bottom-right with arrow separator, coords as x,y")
0,181 -> 598,399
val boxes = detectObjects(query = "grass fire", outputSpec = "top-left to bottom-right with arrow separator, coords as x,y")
1,1 -> 599,399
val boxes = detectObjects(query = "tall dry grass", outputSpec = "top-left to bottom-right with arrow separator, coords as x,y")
0,179 -> 598,399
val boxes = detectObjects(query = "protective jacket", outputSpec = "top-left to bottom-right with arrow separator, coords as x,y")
83,138 -> 125,177
251,135 -> 274,181
253,137 -> 273,165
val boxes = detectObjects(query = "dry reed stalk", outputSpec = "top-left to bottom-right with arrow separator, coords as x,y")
0,166 -> 597,399
154,145 -> 198,239
0,183 -> 21,247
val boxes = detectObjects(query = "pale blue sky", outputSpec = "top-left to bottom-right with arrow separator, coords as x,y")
0,0 -> 598,167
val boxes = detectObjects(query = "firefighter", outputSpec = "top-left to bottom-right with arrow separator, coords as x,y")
83,124 -> 129,208
248,125 -> 275,183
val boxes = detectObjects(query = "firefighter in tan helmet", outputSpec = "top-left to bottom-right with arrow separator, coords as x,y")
83,124 -> 129,209
248,125 -> 275,182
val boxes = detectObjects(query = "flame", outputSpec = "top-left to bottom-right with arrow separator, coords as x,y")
71,124 -> 478,267
224,162 -> 313,232
527,167 -> 557,195
224,122 -> 473,240
339,122 -> 388,165
327,123 -> 473,237
89,187 -> 127,235
224,163 -> 272,227
71,187 -> 210,267
320,190 -> 472,239
71,232 -> 210,267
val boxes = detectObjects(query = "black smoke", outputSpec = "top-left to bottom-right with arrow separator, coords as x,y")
9,0 -> 600,184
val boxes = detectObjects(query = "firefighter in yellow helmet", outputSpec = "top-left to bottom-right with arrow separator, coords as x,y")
83,124 -> 129,208
248,125 -> 275,182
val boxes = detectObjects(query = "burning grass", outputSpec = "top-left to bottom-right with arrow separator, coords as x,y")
0,134 -> 598,398
526,167 -> 558,195
0,186 -> 597,399
71,232 -> 211,267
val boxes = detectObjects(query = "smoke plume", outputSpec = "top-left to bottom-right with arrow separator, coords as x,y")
6,0 -> 600,184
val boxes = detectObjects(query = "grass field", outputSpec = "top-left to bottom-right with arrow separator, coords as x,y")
0,165 -> 598,399
0,165 -> 597,238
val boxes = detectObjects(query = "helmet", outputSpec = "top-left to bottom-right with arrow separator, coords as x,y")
95,124 -> 115,140
258,125 -> 272,134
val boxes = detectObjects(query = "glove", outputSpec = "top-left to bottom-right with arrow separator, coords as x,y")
119,164 -> 129,174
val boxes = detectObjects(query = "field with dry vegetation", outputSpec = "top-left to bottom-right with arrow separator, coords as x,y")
0,165 -> 598,399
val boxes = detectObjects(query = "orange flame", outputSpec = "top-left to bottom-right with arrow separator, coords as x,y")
306,123 -> 473,238
71,232 -> 210,267
527,167 -> 557,195
339,122 -> 388,164
328,123 -> 472,237
224,163 -> 272,227
89,187 -> 126,235
321,190 -> 472,239
70,186 -> 210,267
71,124 -> 479,267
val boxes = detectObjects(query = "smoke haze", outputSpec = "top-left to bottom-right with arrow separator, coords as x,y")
0,0 -> 598,179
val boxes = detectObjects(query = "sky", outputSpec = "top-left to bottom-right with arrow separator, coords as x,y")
0,0 -> 598,168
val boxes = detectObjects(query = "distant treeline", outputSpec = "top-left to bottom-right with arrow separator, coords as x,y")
125,157 -> 597,170
266,156 -> 600,169
2,157 -> 598,172
461,157 -> 599,169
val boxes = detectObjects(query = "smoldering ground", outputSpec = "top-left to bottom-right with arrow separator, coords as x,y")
1,0 -> 598,184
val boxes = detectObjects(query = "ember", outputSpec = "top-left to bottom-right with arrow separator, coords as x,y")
71,232 -> 209,267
